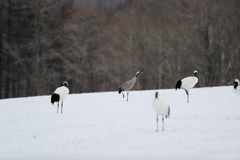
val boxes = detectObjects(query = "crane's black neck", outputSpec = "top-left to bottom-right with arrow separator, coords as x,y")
63,81 -> 68,87
135,72 -> 140,77
193,72 -> 197,77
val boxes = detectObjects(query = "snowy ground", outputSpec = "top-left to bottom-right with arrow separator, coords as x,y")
0,86 -> 240,160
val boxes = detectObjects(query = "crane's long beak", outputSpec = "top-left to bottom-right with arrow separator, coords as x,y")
141,71 -> 144,74
227,82 -> 233,85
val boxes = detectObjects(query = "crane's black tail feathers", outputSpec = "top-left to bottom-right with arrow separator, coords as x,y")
51,93 -> 60,104
118,86 -> 124,94
175,80 -> 182,90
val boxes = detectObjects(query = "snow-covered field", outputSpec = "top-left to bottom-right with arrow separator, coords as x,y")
0,86 -> 240,160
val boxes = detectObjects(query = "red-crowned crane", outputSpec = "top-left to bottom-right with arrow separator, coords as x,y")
51,81 -> 69,113
152,92 -> 170,132
230,79 -> 240,96
175,70 -> 198,103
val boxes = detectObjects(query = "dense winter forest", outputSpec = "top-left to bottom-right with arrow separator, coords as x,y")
0,0 -> 239,99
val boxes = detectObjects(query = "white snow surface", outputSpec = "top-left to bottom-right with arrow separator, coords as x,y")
1,86 -> 240,160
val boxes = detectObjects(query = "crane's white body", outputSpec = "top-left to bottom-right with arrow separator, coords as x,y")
54,86 -> 69,101
152,97 -> 169,117
180,76 -> 198,90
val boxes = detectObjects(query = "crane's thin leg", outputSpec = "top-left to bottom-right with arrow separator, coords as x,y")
61,101 -> 63,113
57,102 -> 59,113
185,89 -> 189,103
156,115 -> 158,132
127,91 -> 129,101
162,116 -> 164,131
122,92 -> 125,98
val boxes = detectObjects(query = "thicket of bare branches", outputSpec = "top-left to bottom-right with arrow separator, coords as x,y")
0,0 -> 239,99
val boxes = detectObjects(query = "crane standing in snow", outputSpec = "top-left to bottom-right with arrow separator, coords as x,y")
152,92 -> 170,132
118,71 -> 143,101
51,81 -> 70,113
229,79 -> 240,96
175,70 -> 198,103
